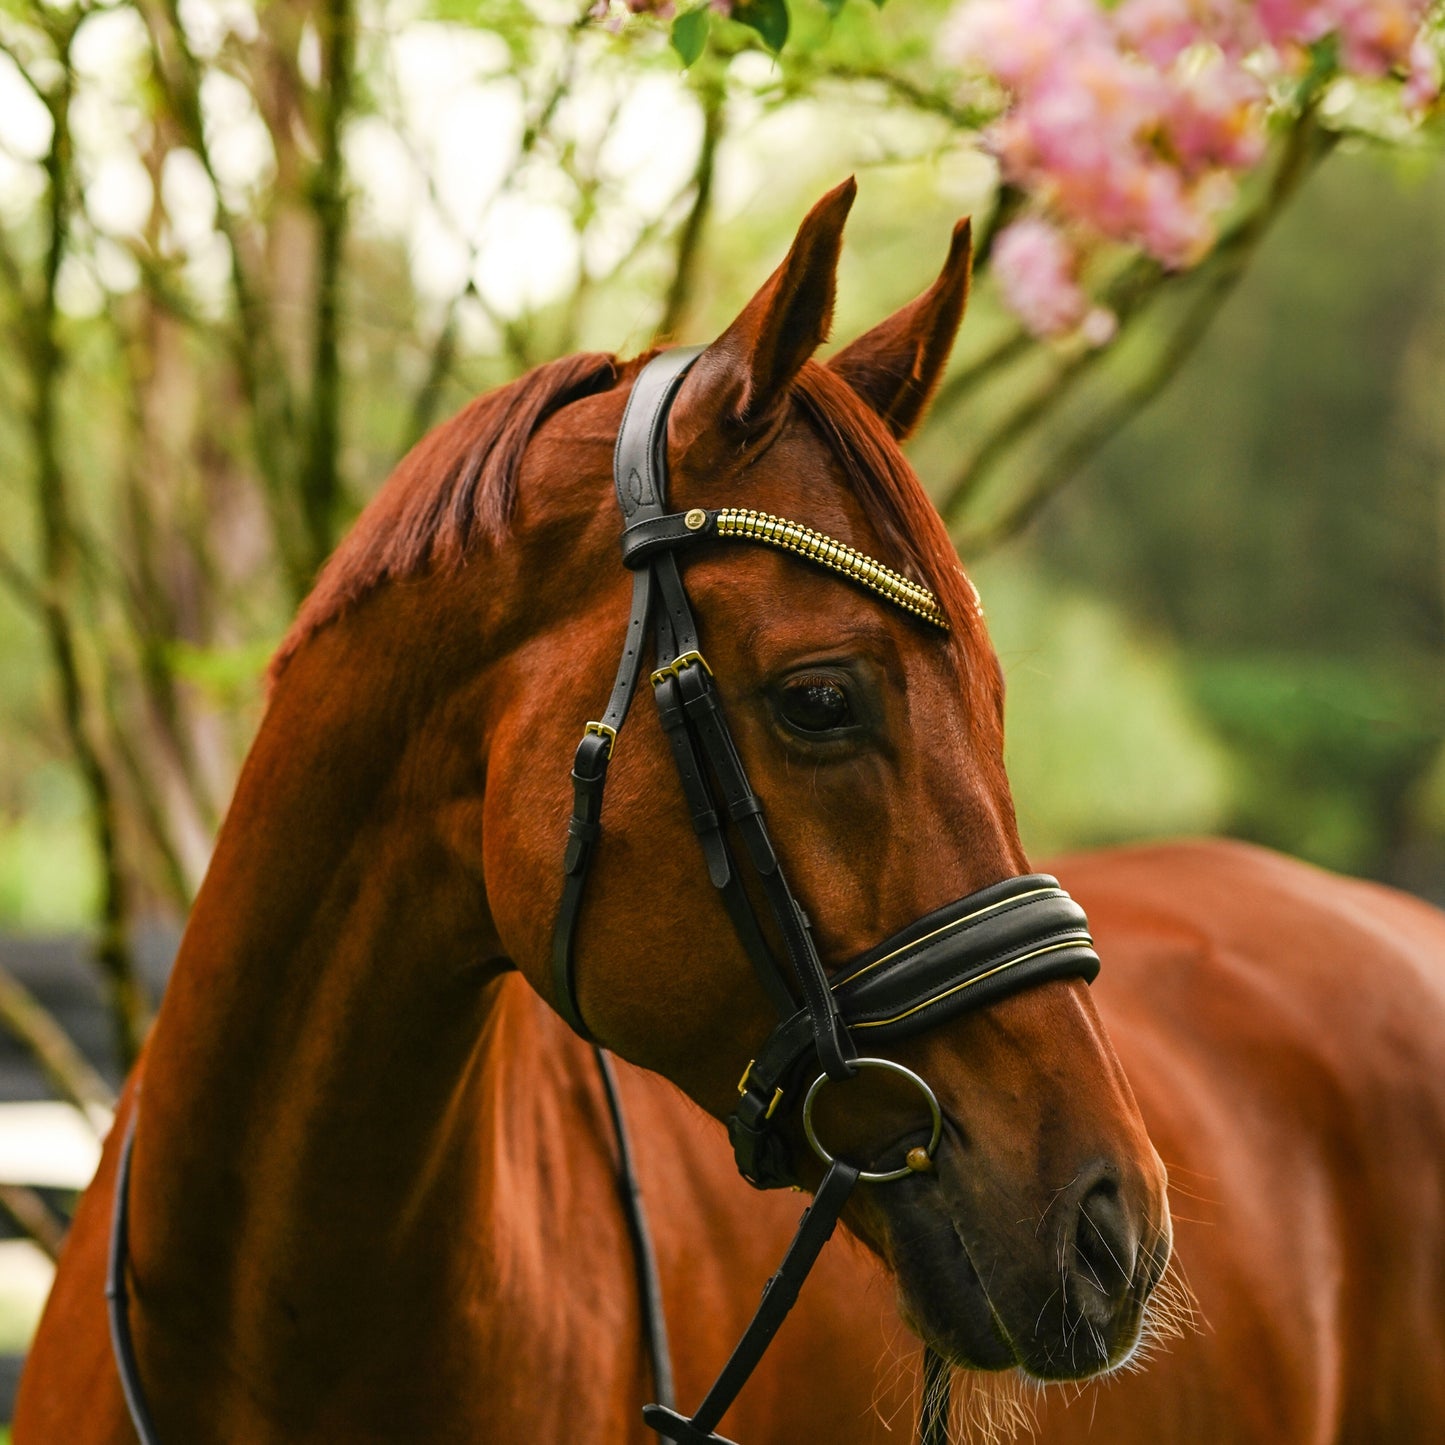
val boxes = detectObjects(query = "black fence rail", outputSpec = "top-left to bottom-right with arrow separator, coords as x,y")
0,927 -> 178,1424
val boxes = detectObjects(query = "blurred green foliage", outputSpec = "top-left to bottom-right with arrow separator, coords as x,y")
0,0 -> 1440,946
1033,148 -> 1445,891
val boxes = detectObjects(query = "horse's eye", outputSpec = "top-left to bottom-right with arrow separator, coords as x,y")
778,677 -> 853,734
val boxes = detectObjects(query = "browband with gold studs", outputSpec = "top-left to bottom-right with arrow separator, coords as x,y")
703,507 -> 948,631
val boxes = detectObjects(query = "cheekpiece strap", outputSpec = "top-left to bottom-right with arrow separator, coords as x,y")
549,349 -> 703,1037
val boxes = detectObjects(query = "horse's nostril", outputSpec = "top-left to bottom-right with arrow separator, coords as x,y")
1071,1178 -> 1137,1304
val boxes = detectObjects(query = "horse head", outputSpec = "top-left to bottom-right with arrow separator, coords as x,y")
456,181 -> 1174,1384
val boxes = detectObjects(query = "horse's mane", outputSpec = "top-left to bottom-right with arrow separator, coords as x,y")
271,351 -> 620,680
271,349 -> 989,688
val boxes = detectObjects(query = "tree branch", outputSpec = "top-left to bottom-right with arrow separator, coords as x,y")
929,326 -> 1030,422
396,8 -> 594,450
775,55 -> 994,132
656,77 -> 724,341
0,963 -> 115,1129
301,0 -> 357,578
938,254 -> 1164,522
951,111 -> 1340,547
0,1183 -> 67,1263
0,539 -> 46,618
133,0 -> 306,594
24,23 -> 150,1069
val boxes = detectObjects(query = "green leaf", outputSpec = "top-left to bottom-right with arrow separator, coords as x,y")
819,0 -> 847,15
734,0 -> 790,53
671,7 -> 711,67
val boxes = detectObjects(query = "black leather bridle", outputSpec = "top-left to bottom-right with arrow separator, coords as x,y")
550,348 -> 1102,1444
107,347 -> 1102,1445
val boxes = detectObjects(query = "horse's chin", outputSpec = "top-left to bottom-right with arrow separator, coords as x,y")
876,1175 -> 1149,1383
883,1181 -> 1020,1372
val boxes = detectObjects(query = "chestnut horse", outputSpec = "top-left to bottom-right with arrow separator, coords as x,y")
18,181 -> 1445,1444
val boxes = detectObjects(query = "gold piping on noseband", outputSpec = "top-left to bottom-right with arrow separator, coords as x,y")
712,508 -> 949,631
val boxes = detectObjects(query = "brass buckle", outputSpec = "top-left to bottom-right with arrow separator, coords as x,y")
584,721 -> 617,758
736,1060 -> 784,1120
649,650 -> 712,689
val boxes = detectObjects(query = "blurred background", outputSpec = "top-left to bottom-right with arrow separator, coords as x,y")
0,0 -> 1440,1424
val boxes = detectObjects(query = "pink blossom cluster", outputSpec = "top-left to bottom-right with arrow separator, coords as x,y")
942,0 -> 1442,338
992,218 -> 1119,341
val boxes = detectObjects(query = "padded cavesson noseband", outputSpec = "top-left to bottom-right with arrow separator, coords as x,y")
550,349 -> 1101,1445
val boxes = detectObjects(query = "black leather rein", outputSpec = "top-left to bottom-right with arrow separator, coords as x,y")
549,348 -> 1102,1445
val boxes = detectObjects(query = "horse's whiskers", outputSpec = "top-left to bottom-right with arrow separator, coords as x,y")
917,1247 -> 1205,1445
946,1365 -> 1042,1445
1135,1252 -> 1203,1351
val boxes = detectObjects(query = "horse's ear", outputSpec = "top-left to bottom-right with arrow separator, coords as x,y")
828,218 -> 972,441
671,179 -> 856,449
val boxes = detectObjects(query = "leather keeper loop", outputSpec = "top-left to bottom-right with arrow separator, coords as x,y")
621,510 -> 717,568
727,796 -> 764,823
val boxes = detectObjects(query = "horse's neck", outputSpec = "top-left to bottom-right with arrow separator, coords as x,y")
125,621 -> 627,1423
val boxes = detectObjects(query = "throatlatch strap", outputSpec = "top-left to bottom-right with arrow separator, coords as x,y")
641,1161 -> 860,1445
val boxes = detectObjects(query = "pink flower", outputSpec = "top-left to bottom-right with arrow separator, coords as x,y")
941,0 -> 1436,292
1165,55 -> 1267,175
941,0 -> 1106,87
1336,0 -> 1427,75
1136,166 -> 1214,265
1404,31 -> 1442,111
992,217 -> 1091,336
1113,0 -> 1199,66
1256,0 -> 1336,49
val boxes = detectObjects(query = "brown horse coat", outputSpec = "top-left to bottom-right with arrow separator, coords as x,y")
17,184 -> 1445,1444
